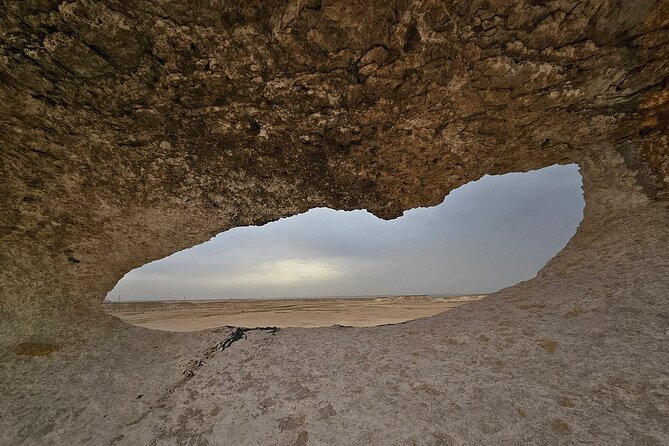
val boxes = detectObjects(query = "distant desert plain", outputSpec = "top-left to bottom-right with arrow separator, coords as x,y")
104,295 -> 485,331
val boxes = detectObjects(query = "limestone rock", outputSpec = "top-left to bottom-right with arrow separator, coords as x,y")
0,1 -> 668,444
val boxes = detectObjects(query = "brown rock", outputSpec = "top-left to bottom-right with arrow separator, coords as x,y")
0,1 -> 667,444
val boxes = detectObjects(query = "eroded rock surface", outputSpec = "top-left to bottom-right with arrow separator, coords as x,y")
0,1 -> 668,444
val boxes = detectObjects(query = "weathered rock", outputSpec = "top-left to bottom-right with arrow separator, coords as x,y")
0,1 -> 667,444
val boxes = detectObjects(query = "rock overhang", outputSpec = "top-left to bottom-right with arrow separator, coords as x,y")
0,1 -> 668,444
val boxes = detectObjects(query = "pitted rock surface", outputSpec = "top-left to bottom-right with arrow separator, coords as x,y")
1,1 -> 668,445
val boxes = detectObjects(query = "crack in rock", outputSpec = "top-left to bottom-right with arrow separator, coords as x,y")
113,326 -> 279,442
184,326 -> 280,377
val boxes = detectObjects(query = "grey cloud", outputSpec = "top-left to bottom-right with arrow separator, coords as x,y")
106,164 -> 584,300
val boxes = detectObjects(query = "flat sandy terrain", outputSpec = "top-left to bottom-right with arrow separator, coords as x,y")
103,295 -> 485,331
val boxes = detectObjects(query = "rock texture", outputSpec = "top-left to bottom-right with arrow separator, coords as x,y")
0,1 -> 668,444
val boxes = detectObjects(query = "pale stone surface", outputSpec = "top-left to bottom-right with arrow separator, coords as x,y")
103,295 -> 485,330
0,1 -> 668,445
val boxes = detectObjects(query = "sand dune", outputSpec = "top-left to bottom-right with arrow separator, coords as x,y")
104,295 -> 485,331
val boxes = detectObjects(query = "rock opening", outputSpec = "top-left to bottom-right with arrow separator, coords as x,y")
103,164 -> 584,330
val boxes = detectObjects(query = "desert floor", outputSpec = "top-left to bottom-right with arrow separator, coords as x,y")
103,295 -> 485,331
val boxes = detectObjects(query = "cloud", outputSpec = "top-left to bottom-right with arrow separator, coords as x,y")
107,164 -> 584,300
207,259 -> 343,287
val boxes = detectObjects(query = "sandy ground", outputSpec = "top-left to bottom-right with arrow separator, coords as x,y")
103,295 -> 485,330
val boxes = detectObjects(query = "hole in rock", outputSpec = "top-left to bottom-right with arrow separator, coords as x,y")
104,164 -> 584,331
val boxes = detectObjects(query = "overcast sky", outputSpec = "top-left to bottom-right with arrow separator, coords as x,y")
107,164 -> 584,300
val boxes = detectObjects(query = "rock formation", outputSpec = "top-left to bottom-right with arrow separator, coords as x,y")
1,1 -> 667,444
